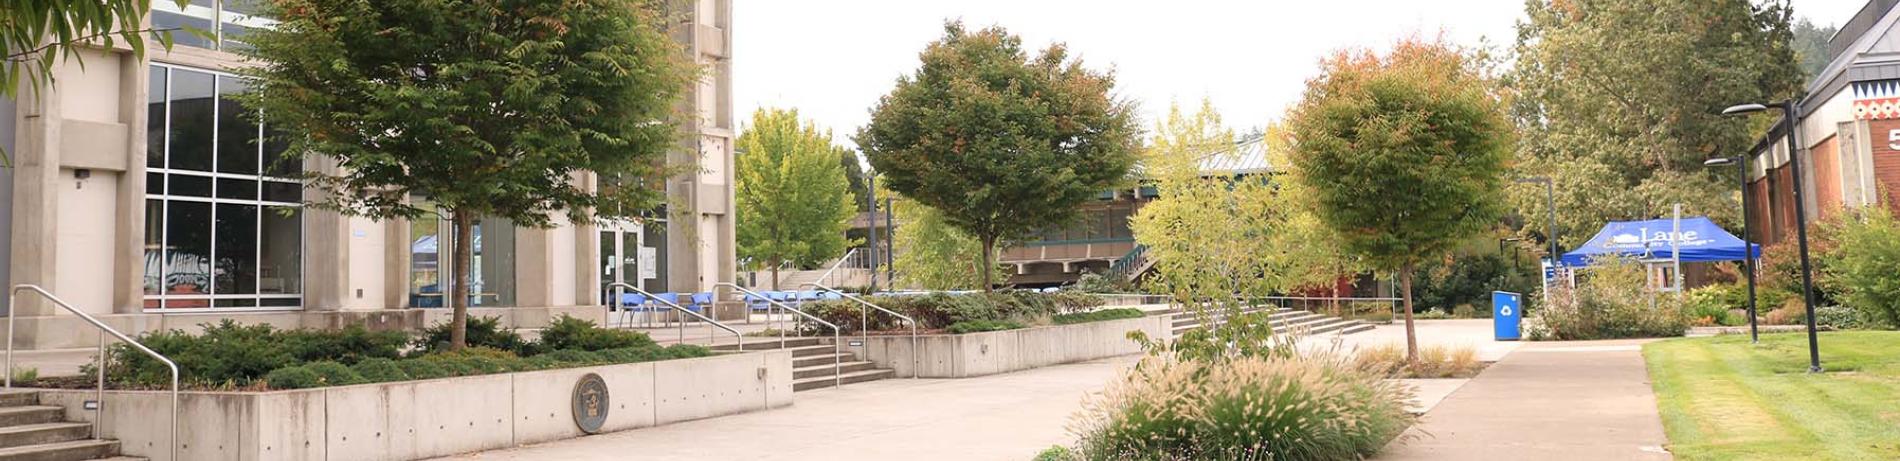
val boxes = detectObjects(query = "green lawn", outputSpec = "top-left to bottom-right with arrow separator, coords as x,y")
1644,331 -> 1900,460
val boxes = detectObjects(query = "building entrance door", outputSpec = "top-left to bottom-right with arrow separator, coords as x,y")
599,221 -> 645,305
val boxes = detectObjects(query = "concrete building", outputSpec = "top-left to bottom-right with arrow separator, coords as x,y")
1744,0 -> 1900,243
0,0 -> 736,350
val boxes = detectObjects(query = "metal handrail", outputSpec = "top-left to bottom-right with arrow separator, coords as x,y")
811,248 -> 857,288
606,283 -> 742,350
800,283 -> 918,379
717,283 -> 841,389
5,284 -> 178,461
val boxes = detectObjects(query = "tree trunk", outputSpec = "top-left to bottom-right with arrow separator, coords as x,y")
1400,262 -> 1418,364
1331,281 -> 1341,318
450,211 -> 475,351
978,235 -> 996,292
769,258 -> 781,291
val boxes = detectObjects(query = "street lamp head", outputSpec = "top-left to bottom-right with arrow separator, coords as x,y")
1704,157 -> 1739,167
1722,103 -> 1770,116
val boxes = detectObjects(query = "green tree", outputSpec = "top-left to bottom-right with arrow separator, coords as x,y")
735,108 -> 857,290
1129,100 -> 1283,307
1286,39 -> 1513,362
1793,17 -> 1839,81
1818,206 -> 1900,329
858,21 -> 1140,291
892,197 -> 1002,291
1509,0 -> 1803,251
238,0 -> 695,349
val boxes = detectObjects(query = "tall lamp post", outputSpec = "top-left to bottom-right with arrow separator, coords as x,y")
1703,155 -> 1760,344
1722,101 -> 1821,373
1514,177 -> 1558,305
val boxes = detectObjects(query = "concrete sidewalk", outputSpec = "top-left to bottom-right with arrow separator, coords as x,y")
1378,339 -> 1672,460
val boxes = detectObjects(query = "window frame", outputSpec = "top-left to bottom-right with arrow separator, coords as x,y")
145,63 -> 304,312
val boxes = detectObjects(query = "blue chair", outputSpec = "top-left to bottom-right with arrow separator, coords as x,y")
618,292 -> 649,311
744,293 -> 773,311
820,291 -> 843,300
798,290 -> 821,302
689,292 -> 713,312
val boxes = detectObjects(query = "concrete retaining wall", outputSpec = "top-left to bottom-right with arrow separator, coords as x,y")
858,315 -> 1166,378
38,350 -> 792,461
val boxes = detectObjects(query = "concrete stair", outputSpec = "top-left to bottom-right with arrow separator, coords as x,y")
1169,306 -> 1375,338
0,389 -> 133,461
713,337 -> 895,392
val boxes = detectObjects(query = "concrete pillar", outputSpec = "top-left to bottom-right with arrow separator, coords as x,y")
113,52 -> 150,314
301,157 -> 351,311
9,74 -> 62,317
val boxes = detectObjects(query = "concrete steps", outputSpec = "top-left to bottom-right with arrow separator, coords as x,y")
0,389 -> 127,461
1170,307 -> 1374,339
716,337 -> 896,392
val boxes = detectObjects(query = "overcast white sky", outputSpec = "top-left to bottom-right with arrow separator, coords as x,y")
733,0 -> 1868,143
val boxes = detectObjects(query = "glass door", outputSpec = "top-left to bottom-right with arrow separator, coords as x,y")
598,222 -> 645,305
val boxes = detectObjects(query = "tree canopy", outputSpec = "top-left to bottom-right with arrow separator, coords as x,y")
735,108 -> 857,289
1130,100 -> 1283,305
1286,38 -> 1513,360
892,196 -> 1001,291
238,0 -> 696,348
1508,0 -> 1803,251
2,0 -> 187,99
858,21 -> 1141,291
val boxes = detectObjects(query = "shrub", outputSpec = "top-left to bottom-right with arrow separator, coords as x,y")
538,315 -> 658,352
661,344 -> 713,360
801,291 -> 1098,334
412,316 -> 530,355
1051,308 -> 1146,325
1070,351 -> 1414,460
945,319 -> 1025,334
1813,305 -> 1866,330
303,361 -> 365,386
8,367 -> 35,385
395,359 -> 450,380
1412,253 -> 1538,312
350,358 -> 410,383
265,366 -> 322,390
1530,256 -> 1687,340
1352,343 -> 1484,379
1817,206 -> 1900,329
1033,445 -> 1077,461
109,320 -> 408,388
1451,303 -> 1489,319
542,349 -> 606,365
1765,302 -> 1806,326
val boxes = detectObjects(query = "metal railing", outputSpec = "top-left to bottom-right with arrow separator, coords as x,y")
812,248 -> 859,288
5,284 -> 178,461
607,283 -> 742,350
800,283 -> 917,378
716,283 -> 841,388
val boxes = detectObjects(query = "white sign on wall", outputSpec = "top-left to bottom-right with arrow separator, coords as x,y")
638,247 -> 657,280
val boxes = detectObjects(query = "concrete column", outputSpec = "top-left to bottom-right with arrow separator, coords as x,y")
301,157 -> 351,311
385,217 -> 411,309
113,52 -> 150,314
9,75 -> 62,317
514,226 -> 555,307
573,173 -> 600,306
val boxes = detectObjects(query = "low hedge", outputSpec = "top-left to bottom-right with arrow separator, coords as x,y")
800,291 -> 1106,334
945,319 -> 1026,334
1051,308 -> 1146,325
106,315 -> 712,390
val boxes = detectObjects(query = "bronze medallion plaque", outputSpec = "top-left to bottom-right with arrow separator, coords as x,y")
571,373 -> 610,434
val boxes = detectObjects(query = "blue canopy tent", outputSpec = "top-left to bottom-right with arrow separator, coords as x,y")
1560,217 -> 1760,266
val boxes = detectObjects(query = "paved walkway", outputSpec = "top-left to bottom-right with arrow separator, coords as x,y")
435,320 -> 1502,461
1378,339 -> 1672,460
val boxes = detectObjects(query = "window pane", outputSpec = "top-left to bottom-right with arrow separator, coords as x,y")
217,178 -> 257,200
262,181 -> 300,203
148,67 -> 167,168
214,203 -> 258,295
171,174 -> 212,197
146,172 -> 165,195
143,199 -> 165,296
216,77 -> 258,175
168,69 -> 216,171
262,124 -> 298,177
643,222 -> 668,290
410,212 -> 442,307
261,207 -> 301,295
214,298 -> 258,308
474,217 -> 515,307
151,12 -> 214,49
260,297 -> 301,307
164,201 -> 212,296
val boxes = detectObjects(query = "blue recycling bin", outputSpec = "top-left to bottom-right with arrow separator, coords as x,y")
1492,291 -> 1522,341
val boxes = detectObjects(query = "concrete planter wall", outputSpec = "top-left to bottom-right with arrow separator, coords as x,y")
858,315 -> 1166,378
36,350 -> 792,461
